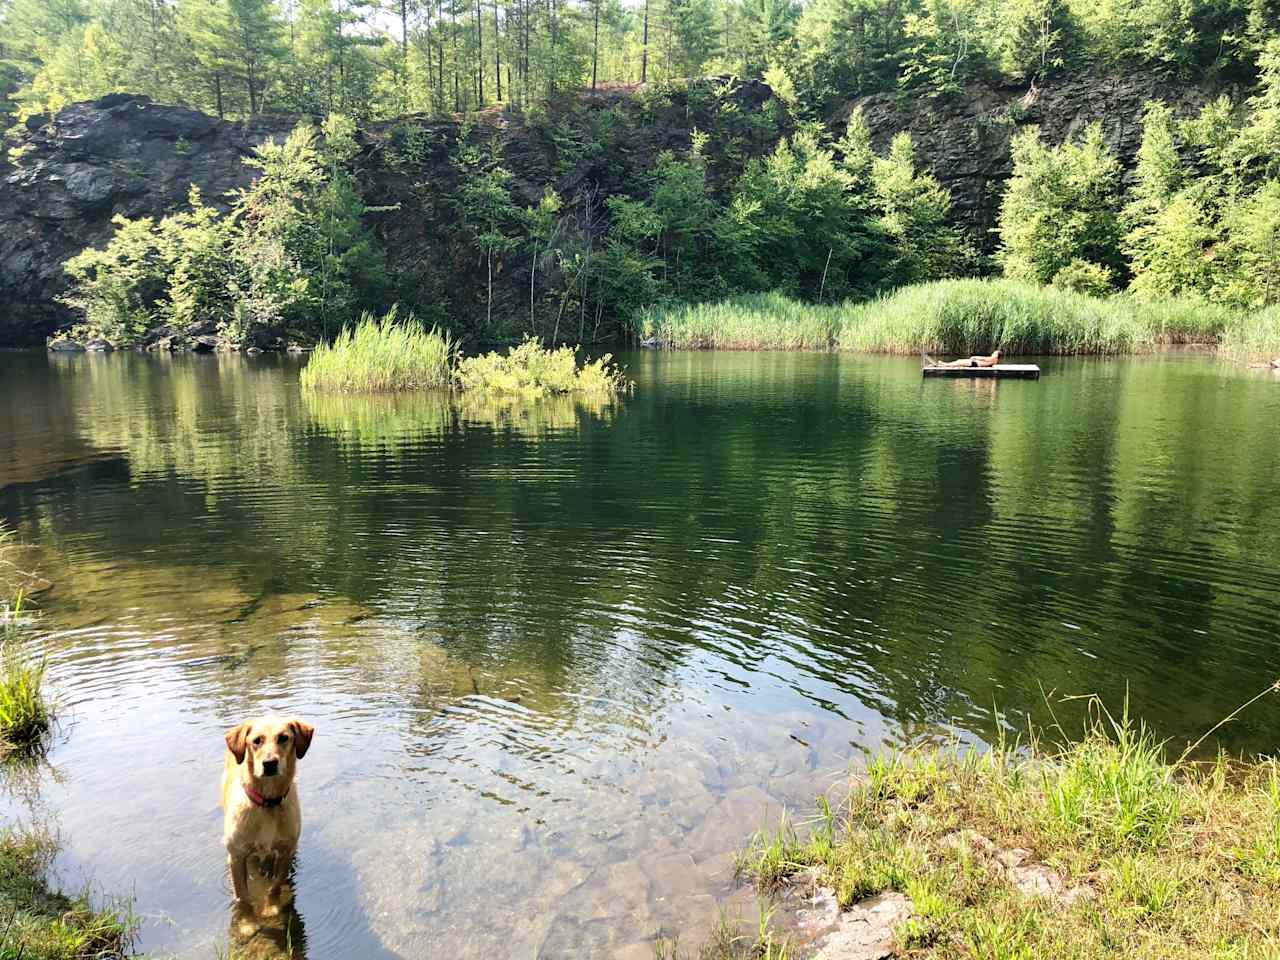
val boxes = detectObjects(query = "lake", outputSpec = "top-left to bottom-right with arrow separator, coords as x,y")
1,349 -> 1279,958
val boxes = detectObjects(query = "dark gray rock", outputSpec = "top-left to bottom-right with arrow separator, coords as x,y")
0,95 -> 294,346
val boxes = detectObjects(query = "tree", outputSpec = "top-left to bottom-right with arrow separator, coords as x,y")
453,132 -> 521,331
869,131 -> 975,284
997,123 -> 1124,286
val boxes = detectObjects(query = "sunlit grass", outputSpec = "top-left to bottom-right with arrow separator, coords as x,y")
640,292 -> 843,351
300,307 -> 455,393
725,690 -> 1280,959
0,526 -> 51,757
0,827 -> 137,959
1220,303 -> 1280,362
455,336 -> 631,398
640,281 -> 1260,356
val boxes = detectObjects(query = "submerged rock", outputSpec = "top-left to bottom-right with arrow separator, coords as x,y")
47,338 -> 83,352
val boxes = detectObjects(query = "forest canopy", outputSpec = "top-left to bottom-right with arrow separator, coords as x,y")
0,0 -> 1276,125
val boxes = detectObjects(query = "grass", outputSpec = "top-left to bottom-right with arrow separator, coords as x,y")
0,527 -> 51,758
1220,303 -> 1280,362
455,336 -> 631,398
640,280 -> 1270,356
302,311 -> 631,396
0,827 -> 136,959
723,690 -> 1280,959
652,905 -> 793,960
299,307 -> 455,393
639,292 -> 844,351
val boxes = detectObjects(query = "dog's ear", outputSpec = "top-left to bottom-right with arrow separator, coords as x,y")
289,719 -> 315,760
225,722 -> 251,765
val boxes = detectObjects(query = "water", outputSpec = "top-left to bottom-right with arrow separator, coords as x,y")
1,349 -> 1279,958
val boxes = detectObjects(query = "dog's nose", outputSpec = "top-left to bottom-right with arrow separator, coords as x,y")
261,759 -> 279,776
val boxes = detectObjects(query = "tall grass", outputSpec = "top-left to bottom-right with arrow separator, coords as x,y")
1219,303 -> 1280,362
640,292 -> 844,351
300,307 -> 454,393
641,281 -> 1263,356
0,526 -> 52,756
840,280 -> 1236,355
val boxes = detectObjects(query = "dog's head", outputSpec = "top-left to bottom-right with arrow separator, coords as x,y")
225,715 -> 314,790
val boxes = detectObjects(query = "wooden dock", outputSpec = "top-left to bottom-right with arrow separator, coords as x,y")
923,364 -> 1041,380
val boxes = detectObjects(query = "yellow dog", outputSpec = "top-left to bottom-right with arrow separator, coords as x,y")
221,715 -> 315,906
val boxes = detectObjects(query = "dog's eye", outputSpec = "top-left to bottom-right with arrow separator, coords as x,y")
276,734 -> 288,745
252,736 -> 264,747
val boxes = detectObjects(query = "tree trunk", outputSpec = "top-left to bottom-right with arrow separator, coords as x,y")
214,73 -> 224,118
475,0 -> 484,105
494,0 -> 502,100
641,0 -> 649,83
591,0 -> 599,89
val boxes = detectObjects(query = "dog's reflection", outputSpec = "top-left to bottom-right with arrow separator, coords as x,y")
228,855 -> 308,959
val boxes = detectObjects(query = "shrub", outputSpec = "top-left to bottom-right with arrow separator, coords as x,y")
1052,259 -> 1117,296
300,307 -> 454,393
454,337 -> 630,398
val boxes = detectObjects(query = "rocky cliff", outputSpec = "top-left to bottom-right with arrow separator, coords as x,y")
849,71 -> 1228,246
0,73 -> 1230,347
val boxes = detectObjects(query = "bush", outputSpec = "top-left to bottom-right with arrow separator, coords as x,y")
300,308 -> 454,393
455,337 -> 630,398
1052,259 -> 1117,296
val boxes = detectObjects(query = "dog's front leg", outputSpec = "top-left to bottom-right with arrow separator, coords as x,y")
228,850 -> 250,904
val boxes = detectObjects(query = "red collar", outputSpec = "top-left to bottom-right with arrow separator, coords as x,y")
243,782 -> 288,808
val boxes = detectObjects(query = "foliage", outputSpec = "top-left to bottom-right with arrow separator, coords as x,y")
996,123 -> 1124,289
454,336 -> 630,398
726,694 -> 1280,959
62,113 -> 385,347
300,307 -> 454,392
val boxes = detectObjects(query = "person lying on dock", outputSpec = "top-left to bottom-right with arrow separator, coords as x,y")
924,350 -> 1002,368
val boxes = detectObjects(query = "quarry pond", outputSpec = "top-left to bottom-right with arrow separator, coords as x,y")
1,349 -> 1279,958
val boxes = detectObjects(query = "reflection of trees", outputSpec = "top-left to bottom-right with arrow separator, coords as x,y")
3,352 -> 1280,754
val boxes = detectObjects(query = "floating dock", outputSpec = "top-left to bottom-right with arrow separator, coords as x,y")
923,364 -> 1041,380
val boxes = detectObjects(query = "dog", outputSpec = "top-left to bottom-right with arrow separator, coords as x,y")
221,715 -> 315,908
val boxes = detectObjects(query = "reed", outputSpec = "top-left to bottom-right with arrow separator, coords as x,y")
641,281 -> 1256,356
639,292 -> 843,351
300,307 -> 455,393
1219,303 -> 1280,363
839,280 -> 1235,355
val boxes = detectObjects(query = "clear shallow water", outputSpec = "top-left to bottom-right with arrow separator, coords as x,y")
1,349 -> 1279,958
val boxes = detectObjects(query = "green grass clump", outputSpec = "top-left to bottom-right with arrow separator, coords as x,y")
640,292 -> 844,351
840,280 -> 1235,355
0,526 -> 51,757
726,692 -> 1280,959
455,336 -> 631,398
642,281 -> 1259,356
300,307 -> 454,393
0,828 -> 136,959
1220,303 -> 1280,362
0,613 -> 50,757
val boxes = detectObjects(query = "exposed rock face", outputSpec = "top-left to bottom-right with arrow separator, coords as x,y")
0,94 -> 293,346
850,72 -> 1230,248
0,74 -> 1233,347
